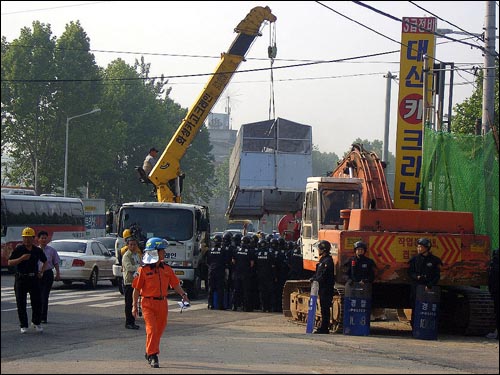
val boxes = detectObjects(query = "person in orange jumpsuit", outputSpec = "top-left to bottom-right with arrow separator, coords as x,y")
132,237 -> 189,368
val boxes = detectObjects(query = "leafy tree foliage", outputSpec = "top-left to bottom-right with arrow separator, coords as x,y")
452,60 -> 499,134
1,22 -> 58,192
1,21 -> 214,207
312,144 -> 339,177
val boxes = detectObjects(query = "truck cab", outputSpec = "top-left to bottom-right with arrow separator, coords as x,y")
111,202 -> 210,299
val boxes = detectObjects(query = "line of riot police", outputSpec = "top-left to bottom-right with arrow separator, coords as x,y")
205,232 -> 305,313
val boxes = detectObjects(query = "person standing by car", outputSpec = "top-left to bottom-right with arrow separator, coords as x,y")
37,230 -> 61,324
132,237 -> 189,368
122,235 -> 142,329
310,240 -> 334,334
8,227 -> 47,334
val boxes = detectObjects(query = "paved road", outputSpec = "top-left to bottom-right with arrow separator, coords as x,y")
1,273 -> 498,374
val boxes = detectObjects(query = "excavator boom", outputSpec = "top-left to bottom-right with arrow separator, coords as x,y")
330,143 -> 394,209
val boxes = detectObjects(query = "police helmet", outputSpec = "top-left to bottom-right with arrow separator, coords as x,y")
278,237 -> 286,248
270,238 -> 279,248
213,234 -> 223,245
241,235 -> 252,245
317,240 -> 331,254
417,238 -> 432,249
353,241 -> 367,252
258,239 -> 267,249
222,232 -> 233,243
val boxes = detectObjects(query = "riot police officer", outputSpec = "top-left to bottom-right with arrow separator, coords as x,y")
287,241 -> 304,280
310,240 -> 334,334
231,235 -> 255,311
255,238 -> 275,312
344,241 -> 376,285
407,237 -> 442,326
207,234 -> 227,310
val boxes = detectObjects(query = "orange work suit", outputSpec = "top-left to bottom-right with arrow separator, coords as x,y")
132,262 -> 180,357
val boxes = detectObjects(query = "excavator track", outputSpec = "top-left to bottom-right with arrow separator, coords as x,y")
439,286 -> 496,335
283,280 -> 345,333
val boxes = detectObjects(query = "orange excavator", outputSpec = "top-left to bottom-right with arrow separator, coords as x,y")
282,143 -> 495,335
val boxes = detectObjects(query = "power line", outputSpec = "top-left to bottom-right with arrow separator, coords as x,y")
1,1 -> 109,16
351,1 -> 498,59
409,1 -> 484,45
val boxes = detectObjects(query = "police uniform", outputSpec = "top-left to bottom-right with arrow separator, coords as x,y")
132,262 -> 180,359
255,241 -> 276,312
345,254 -> 376,284
408,250 -> 442,325
311,250 -> 334,333
231,241 -> 255,311
207,242 -> 227,309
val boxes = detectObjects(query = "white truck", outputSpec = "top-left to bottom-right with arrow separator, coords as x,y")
110,202 -> 210,298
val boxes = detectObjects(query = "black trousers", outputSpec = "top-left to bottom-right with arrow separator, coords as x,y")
124,284 -> 135,325
319,290 -> 333,331
14,274 -> 42,327
208,271 -> 225,309
40,269 -> 54,321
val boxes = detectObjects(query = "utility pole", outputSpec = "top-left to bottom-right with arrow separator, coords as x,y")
383,72 -> 396,163
482,1 -> 496,134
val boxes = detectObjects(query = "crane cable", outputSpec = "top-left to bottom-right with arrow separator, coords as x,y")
268,22 -> 277,120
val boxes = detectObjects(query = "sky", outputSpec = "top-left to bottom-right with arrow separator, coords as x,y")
1,1 -> 498,157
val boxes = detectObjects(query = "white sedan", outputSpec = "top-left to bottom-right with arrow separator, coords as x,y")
49,239 -> 117,289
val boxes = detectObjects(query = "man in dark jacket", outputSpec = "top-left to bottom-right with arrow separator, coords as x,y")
311,240 -> 334,334
407,237 -> 442,327
345,240 -> 376,285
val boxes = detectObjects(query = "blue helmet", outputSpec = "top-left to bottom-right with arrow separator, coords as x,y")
145,237 -> 169,251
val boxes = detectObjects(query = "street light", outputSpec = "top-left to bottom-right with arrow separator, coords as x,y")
64,108 -> 101,197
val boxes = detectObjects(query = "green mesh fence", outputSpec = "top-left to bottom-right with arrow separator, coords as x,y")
421,127 -> 499,250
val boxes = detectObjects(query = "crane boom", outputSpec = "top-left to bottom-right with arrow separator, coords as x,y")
150,6 -> 277,202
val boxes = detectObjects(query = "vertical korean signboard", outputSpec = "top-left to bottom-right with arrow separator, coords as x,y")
82,198 -> 106,238
394,17 -> 436,209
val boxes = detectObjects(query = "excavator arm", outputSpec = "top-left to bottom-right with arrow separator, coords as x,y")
149,6 -> 277,203
330,143 -> 394,209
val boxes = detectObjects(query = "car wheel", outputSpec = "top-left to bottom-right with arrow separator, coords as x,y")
87,268 -> 98,289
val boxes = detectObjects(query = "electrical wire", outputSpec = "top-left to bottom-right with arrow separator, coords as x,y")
409,1 -> 484,45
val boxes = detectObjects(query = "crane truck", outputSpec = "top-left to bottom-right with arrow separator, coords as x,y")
282,143 -> 495,335
109,6 -> 277,298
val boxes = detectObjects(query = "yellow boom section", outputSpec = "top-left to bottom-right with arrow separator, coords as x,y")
150,6 -> 277,202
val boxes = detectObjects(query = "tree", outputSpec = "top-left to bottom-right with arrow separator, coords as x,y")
1,22 -> 58,192
452,60 -> 499,134
2,21 -> 215,207
312,145 -> 339,177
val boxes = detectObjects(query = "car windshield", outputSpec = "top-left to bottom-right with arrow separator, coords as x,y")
93,237 -> 116,250
50,241 -> 86,253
